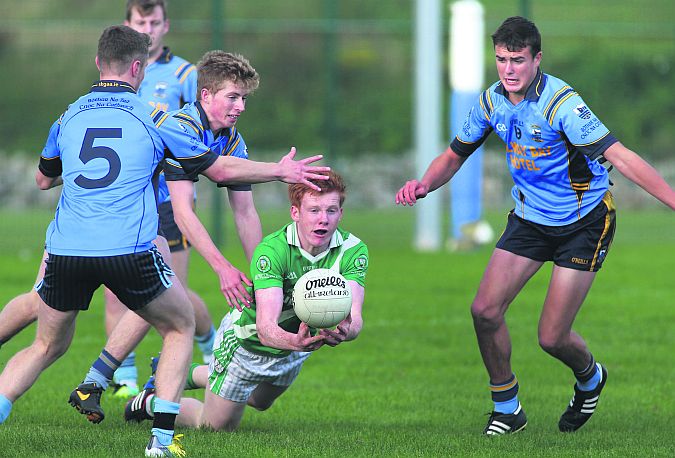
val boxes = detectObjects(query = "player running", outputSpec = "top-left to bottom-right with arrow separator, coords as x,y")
396,16 -> 675,435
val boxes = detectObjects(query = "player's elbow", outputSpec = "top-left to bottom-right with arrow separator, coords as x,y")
35,173 -> 53,190
257,331 -> 273,347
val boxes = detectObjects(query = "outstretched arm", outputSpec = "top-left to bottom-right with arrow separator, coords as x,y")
395,146 -> 467,206
603,142 -> 675,210
167,180 -> 253,310
202,147 -> 330,192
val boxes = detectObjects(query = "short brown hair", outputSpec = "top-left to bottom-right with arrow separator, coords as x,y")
97,25 -> 150,74
491,16 -> 541,57
126,0 -> 167,21
288,171 -> 346,209
196,51 -> 260,100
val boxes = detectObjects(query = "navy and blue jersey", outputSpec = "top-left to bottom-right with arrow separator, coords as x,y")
451,70 -> 618,226
138,47 -> 197,113
38,80 -> 165,256
137,47 -> 198,205
157,101 -> 251,194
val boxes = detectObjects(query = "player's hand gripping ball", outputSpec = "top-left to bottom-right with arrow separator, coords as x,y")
293,269 -> 352,328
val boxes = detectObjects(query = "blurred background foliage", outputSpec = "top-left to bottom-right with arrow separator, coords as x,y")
0,0 -> 673,160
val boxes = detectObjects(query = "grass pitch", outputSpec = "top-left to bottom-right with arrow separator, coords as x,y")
0,207 -> 673,457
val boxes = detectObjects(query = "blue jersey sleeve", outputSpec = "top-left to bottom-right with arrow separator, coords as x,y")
216,130 -> 252,191
155,110 -> 218,179
553,93 -> 618,161
180,64 -> 197,105
38,116 -> 64,177
450,89 -> 494,157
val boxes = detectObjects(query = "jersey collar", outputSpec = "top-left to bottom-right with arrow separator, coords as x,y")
90,80 -> 136,93
156,47 -> 173,64
495,68 -> 547,102
286,222 -> 344,262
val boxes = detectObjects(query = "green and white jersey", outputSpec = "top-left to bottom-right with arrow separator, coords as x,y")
231,222 -> 369,357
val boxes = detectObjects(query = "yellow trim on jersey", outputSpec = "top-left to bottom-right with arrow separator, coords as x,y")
574,131 -> 612,148
543,86 -> 571,117
178,66 -> 196,84
154,112 -> 171,128
547,92 -> 576,125
225,136 -> 241,156
590,192 -> 615,271
178,119 -> 200,136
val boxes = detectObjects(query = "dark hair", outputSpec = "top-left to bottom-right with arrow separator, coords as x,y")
196,51 -> 260,100
97,25 -> 150,74
126,0 -> 167,21
288,170 -> 346,208
491,16 -> 541,57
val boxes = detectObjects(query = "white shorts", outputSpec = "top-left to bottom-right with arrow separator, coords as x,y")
208,313 -> 310,403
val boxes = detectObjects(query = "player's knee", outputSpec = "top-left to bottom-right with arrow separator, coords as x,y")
538,332 -> 565,356
33,336 -> 69,361
247,397 -> 273,411
470,299 -> 503,330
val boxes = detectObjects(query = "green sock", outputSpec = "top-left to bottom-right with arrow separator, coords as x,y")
184,363 -> 202,390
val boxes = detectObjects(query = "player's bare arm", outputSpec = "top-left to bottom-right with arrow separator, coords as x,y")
255,287 -> 325,351
227,189 -> 263,262
35,170 -> 62,190
167,179 -> 253,309
602,142 -> 675,210
202,147 -> 330,191
395,146 -> 467,206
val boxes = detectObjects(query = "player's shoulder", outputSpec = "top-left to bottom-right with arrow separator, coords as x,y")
168,53 -> 197,82
538,72 -> 589,125
262,225 -> 291,246
337,227 -> 367,251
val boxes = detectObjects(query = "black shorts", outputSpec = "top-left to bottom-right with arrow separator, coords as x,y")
158,201 -> 190,253
36,246 -> 174,312
496,192 -> 616,272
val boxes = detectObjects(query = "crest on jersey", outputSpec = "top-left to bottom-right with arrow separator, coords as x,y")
153,81 -> 169,99
531,124 -> 542,142
354,255 -> 368,270
256,255 -> 271,273
573,104 -> 592,120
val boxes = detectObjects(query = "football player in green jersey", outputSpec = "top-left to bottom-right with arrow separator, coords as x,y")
125,171 -> 369,431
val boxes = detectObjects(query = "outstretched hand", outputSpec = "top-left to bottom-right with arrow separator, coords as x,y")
278,147 -> 331,191
395,179 -> 429,206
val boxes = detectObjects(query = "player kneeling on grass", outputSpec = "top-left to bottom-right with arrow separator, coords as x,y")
125,171 -> 369,430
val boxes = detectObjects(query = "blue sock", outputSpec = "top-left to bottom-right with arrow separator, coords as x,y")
113,352 -> 138,386
495,396 -> 520,414
84,349 -> 121,390
577,362 -> 602,391
490,374 -> 520,414
152,397 -> 180,446
151,427 -> 175,447
195,325 -> 215,357
0,395 -> 12,424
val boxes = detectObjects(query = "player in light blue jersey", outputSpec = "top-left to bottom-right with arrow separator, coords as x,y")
0,26 -> 195,457
161,51 -> 264,312
101,0 -> 214,398
397,16 -> 675,436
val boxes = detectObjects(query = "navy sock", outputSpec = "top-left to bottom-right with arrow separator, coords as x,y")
85,349 -> 121,390
490,374 -> 520,414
